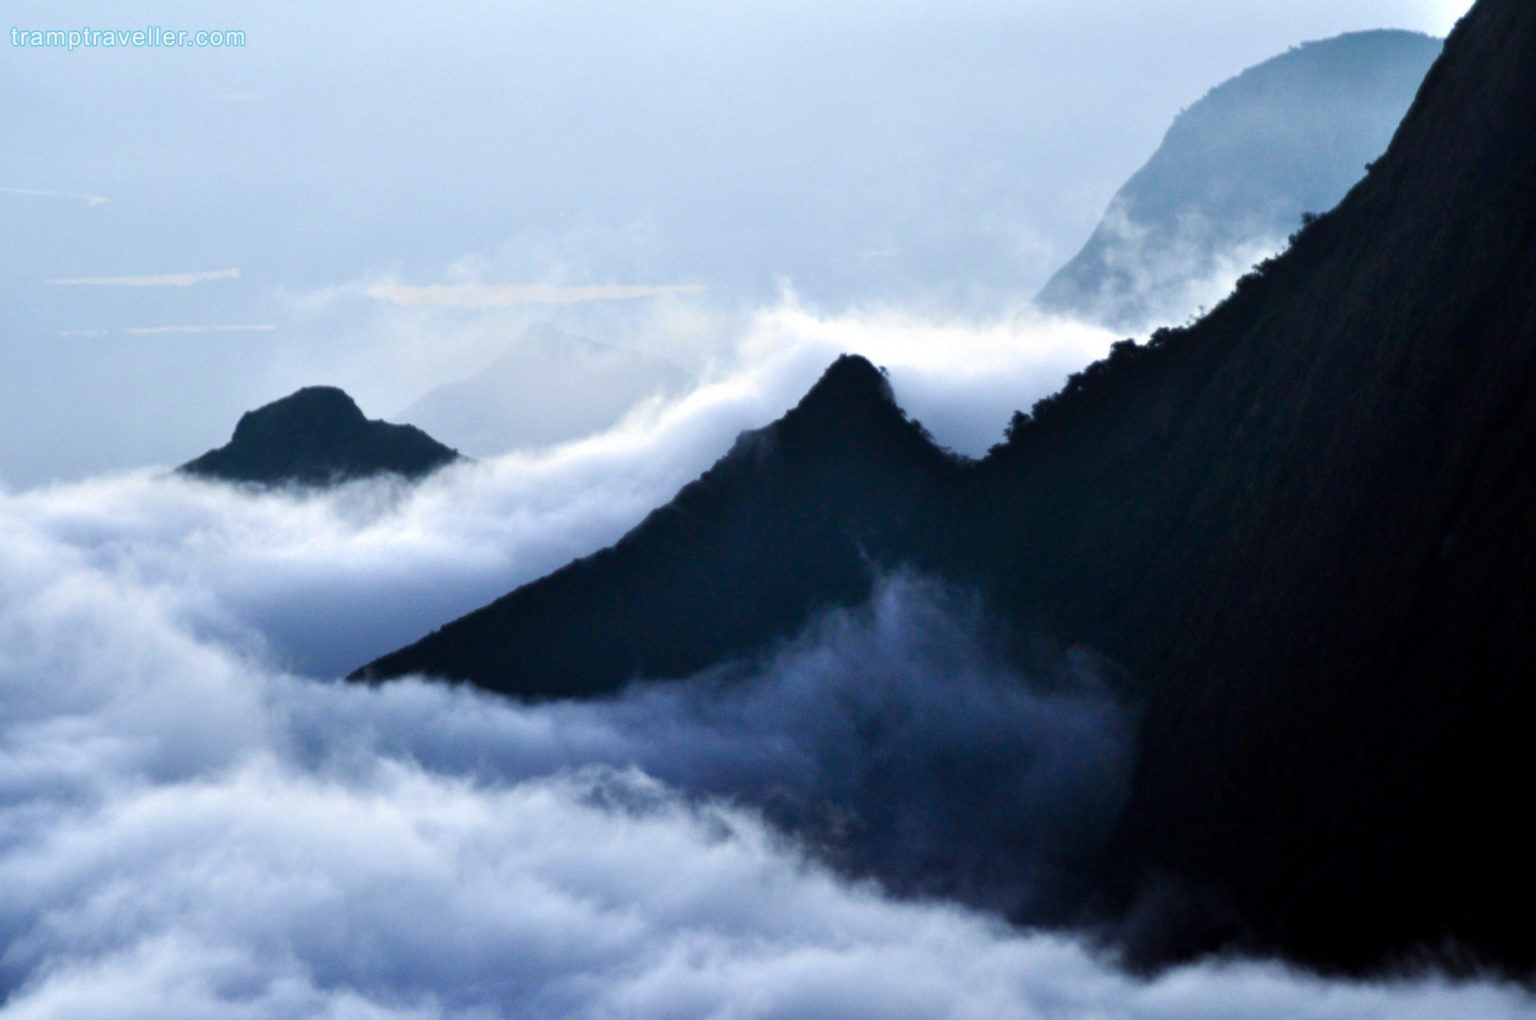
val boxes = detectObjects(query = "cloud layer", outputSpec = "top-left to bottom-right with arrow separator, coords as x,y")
1,470 -> 1529,1017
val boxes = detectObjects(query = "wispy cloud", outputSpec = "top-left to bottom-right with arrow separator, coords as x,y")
46,268 -> 241,287
60,324 -> 276,337
124,323 -> 275,335
1,186 -> 109,207
367,282 -> 707,308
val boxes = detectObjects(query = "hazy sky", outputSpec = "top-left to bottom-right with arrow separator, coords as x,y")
2,0 -> 1473,486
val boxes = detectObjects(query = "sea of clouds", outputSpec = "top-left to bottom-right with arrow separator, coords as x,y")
1,306 -> 1530,1017
3,301 -> 1117,677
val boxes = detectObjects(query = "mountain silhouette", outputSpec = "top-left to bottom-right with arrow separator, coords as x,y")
179,386 -> 462,486
1036,30 -> 1441,332
356,0 -> 1536,974
360,355 -> 956,694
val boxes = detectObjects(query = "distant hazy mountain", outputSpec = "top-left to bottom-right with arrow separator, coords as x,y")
1036,30 -> 1441,332
179,386 -> 461,486
358,0 -> 1536,975
398,325 -> 695,457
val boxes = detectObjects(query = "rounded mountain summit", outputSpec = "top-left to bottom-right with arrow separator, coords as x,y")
178,386 -> 463,487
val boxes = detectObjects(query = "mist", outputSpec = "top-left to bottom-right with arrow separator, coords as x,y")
1049,199 -> 1290,333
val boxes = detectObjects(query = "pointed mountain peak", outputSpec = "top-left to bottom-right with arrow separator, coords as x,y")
793,354 -> 895,414
767,355 -> 912,453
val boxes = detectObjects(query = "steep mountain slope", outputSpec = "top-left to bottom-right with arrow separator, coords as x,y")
977,0 -> 1536,969
180,386 -> 461,486
397,324 -> 694,457
360,357 -> 958,695
1036,30 -> 1441,332
356,0 -> 1536,972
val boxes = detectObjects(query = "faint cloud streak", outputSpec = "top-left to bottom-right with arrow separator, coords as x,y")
123,324 -> 276,335
1,186 -> 109,207
46,268 -> 241,287
367,282 -> 707,308
59,324 -> 276,338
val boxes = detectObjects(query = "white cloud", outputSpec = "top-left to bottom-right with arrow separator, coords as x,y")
0,484 -> 1529,1018
730,296 -> 1120,456
366,283 -> 708,308
45,268 -> 241,287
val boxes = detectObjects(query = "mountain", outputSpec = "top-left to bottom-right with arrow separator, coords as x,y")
355,0 -> 1536,974
1035,30 -> 1441,333
179,386 -> 462,486
397,324 -> 695,457
361,355 -> 957,694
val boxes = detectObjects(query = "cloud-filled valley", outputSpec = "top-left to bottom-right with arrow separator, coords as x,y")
1,468 -> 1530,1017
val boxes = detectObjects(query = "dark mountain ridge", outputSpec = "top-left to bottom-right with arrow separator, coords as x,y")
356,0 -> 1536,974
966,0 -> 1536,968
180,386 -> 462,487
